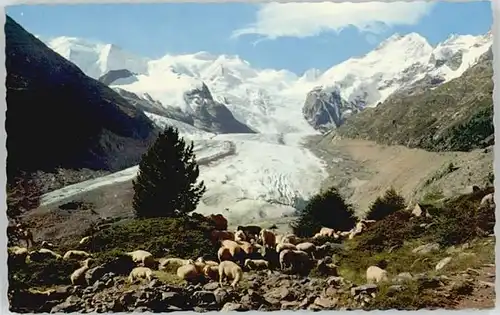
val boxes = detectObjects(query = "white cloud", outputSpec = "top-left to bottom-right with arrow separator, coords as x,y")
231,1 -> 435,40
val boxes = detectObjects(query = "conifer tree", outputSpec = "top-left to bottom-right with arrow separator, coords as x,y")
366,187 -> 406,221
132,126 -> 206,218
290,186 -> 356,237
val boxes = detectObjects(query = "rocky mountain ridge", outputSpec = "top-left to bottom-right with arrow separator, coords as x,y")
42,31 -> 492,134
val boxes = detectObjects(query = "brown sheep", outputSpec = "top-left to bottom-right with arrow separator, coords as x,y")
217,247 -> 233,262
259,229 -> 276,248
220,240 -> 243,261
208,214 -> 228,231
218,260 -> 243,289
211,230 -> 235,244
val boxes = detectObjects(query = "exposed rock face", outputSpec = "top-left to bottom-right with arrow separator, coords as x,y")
185,83 -> 255,134
302,86 -> 363,132
98,69 -> 138,86
5,15 -> 159,180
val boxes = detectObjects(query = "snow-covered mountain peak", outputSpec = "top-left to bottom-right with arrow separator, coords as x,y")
47,36 -> 150,79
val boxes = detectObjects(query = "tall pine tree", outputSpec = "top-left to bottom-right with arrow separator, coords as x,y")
132,126 -> 206,218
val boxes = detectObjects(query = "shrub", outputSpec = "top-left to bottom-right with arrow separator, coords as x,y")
366,187 -> 407,221
90,215 -> 218,260
6,171 -> 41,219
132,126 -> 206,218
8,256 -> 80,288
431,186 -> 495,246
290,187 -> 356,238
353,210 -> 428,252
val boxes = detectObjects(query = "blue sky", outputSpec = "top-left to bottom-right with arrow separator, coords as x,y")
6,1 -> 493,75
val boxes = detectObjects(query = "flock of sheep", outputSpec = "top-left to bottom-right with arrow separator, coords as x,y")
8,214 -> 390,292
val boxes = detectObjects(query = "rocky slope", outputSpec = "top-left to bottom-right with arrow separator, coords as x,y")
5,16 -> 158,187
335,47 -> 494,152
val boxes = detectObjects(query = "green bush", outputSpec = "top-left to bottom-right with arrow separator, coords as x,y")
290,187 -> 357,238
90,215 -> 218,260
353,210 -> 428,253
8,256 -> 80,288
431,186 -> 494,247
132,126 -> 206,218
366,187 -> 407,221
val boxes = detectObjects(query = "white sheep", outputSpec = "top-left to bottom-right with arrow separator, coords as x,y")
28,248 -> 62,262
79,236 -> 91,245
40,241 -> 55,250
126,250 -> 156,268
218,260 -> 243,289
366,265 -> 389,284
296,242 -> 317,259
129,266 -> 155,283
63,250 -> 92,261
244,258 -> 269,271
276,242 -> 297,253
158,257 -> 192,271
70,258 -> 93,285
177,263 -> 201,283
8,246 -> 28,263
196,257 -> 219,266
280,234 -> 300,245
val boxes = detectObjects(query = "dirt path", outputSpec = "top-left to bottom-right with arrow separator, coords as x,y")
306,135 -> 493,216
453,264 -> 496,309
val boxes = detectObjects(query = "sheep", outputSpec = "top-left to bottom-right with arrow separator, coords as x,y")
276,242 -> 297,253
279,249 -> 310,271
316,257 -> 338,276
280,234 -> 301,245
236,240 -> 255,256
79,236 -> 91,246
40,241 -> 55,250
234,230 -> 247,242
318,227 -> 336,237
8,246 -> 29,264
63,250 -> 92,261
480,193 -> 495,209
203,265 -> 219,281
196,257 -> 219,267
220,240 -> 244,262
28,248 -> 62,262
218,246 -> 233,262
366,266 -> 389,284
211,230 -> 235,244
208,214 -> 228,231
244,258 -> 269,271
259,229 -> 276,248
177,263 -> 202,283
70,258 -> 93,285
125,250 -> 156,268
295,242 -> 317,259
129,266 -> 155,283
158,257 -> 192,271
237,225 -> 262,240
218,260 -> 243,289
